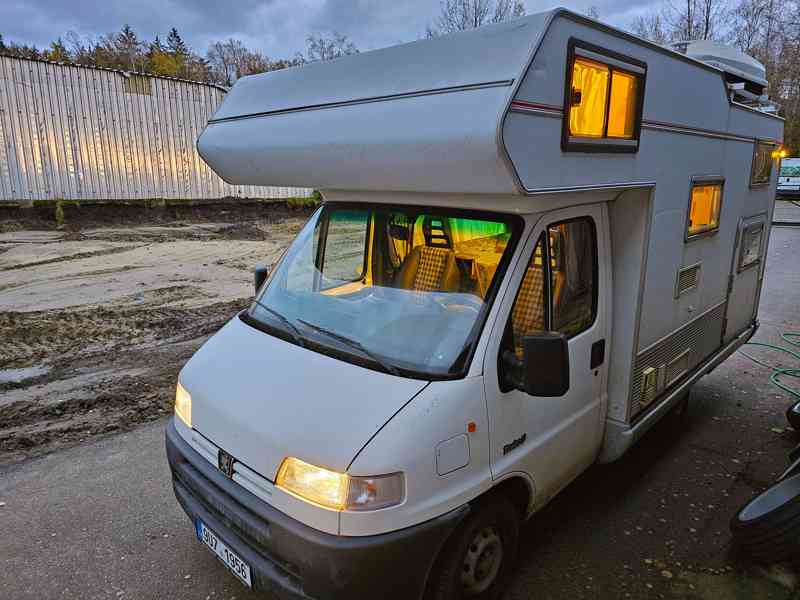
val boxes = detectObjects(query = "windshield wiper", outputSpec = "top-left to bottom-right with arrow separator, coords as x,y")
252,299 -> 306,348
296,318 -> 401,377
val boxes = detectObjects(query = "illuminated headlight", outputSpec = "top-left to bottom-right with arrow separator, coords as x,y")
174,382 -> 192,428
276,457 -> 404,511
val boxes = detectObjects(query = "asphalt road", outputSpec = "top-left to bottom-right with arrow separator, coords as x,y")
2,226 -> 799,600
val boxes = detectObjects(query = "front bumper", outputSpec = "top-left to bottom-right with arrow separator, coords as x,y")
165,418 -> 467,600
777,188 -> 800,199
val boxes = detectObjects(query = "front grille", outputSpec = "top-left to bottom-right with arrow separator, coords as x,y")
630,301 -> 725,419
170,442 -> 300,580
189,430 -> 276,504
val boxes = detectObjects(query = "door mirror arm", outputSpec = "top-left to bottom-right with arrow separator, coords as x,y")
254,263 -> 269,294
501,332 -> 570,397
501,350 -> 525,391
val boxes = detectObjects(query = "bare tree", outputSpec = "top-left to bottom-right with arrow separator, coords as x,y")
207,38 -> 270,85
661,0 -> 728,40
300,32 -> 358,63
729,0 -> 768,52
632,12 -> 670,44
586,6 -> 601,20
426,0 -> 525,37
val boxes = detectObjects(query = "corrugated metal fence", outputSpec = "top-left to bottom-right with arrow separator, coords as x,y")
0,55 -> 310,202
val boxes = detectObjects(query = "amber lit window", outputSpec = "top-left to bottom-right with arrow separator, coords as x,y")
563,41 -> 645,152
569,58 -> 610,138
607,71 -> 638,138
687,182 -> 723,238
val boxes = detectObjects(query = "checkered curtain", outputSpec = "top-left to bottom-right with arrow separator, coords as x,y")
511,265 -> 546,356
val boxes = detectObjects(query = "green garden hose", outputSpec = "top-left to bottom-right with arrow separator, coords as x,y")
738,333 -> 800,400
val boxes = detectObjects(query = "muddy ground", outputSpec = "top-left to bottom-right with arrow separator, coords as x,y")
0,203 -> 313,465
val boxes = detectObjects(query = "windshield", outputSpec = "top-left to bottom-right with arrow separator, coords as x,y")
781,164 -> 800,177
245,204 -> 521,378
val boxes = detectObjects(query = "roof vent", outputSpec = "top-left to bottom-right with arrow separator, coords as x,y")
668,40 -> 775,112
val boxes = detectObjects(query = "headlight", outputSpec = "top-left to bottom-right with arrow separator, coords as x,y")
175,382 -> 192,427
276,457 -> 404,511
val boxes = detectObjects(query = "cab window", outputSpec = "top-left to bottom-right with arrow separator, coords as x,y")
506,217 -> 597,358
320,210 -> 369,288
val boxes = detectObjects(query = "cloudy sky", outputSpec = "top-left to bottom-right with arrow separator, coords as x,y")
1,0 -> 657,59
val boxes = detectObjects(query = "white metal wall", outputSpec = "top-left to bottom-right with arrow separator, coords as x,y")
0,55 -> 311,202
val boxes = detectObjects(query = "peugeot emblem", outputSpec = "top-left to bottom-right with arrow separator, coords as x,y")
218,449 -> 235,478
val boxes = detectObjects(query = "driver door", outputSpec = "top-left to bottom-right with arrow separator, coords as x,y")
484,204 -> 610,509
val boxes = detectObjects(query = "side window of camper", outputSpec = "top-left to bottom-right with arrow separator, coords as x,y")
686,180 -> 723,239
563,40 -> 645,153
751,141 -> 775,186
506,218 -> 597,357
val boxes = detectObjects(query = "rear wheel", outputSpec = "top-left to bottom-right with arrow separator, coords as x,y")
426,494 -> 520,600
730,472 -> 800,563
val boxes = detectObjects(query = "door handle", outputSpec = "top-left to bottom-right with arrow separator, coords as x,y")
590,339 -> 605,369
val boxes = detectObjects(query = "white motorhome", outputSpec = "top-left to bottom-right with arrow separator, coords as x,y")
166,9 -> 784,599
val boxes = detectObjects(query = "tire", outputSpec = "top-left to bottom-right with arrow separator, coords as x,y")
730,472 -> 800,563
425,494 -> 521,600
786,400 -> 800,432
671,391 -> 690,420
664,390 -> 690,430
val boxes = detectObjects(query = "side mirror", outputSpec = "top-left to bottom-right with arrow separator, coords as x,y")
503,332 -> 569,397
254,263 -> 269,293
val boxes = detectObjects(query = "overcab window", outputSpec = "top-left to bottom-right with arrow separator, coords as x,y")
562,40 -> 646,153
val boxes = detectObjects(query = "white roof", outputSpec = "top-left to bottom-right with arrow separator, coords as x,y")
211,14 -> 548,122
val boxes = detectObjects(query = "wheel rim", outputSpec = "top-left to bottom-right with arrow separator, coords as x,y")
460,526 -> 504,595
739,472 -> 800,521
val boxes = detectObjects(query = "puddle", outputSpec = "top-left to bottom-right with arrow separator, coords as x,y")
0,365 -> 51,384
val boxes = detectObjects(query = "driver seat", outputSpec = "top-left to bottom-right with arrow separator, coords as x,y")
396,246 -> 460,293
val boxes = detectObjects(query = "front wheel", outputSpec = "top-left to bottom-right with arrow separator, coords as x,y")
425,495 -> 521,600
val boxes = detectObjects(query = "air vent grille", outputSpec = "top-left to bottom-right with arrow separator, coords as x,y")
666,349 -> 691,386
675,263 -> 701,297
630,302 -> 725,420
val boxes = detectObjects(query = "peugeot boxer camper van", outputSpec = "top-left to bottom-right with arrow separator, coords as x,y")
165,9 -> 784,599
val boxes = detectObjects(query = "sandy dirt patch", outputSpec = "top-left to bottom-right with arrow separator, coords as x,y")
0,206 -> 310,465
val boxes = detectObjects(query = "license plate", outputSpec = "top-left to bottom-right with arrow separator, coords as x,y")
196,520 -> 252,588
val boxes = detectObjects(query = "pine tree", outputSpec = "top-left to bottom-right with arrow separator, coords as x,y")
115,24 -> 141,71
166,28 -> 188,56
